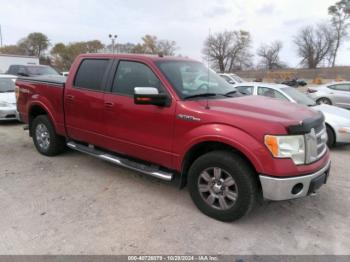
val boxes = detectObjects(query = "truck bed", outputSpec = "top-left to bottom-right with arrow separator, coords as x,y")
16,75 -> 67,136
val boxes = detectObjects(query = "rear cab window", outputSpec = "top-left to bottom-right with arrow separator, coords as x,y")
74,59 -> 110,91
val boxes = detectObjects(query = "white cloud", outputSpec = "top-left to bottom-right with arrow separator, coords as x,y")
0,0 -> 347,67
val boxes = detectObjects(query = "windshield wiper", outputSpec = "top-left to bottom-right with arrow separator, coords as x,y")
183,93 -> 220,100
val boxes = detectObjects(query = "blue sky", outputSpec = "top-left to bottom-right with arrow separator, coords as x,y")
0,0 -> 347,67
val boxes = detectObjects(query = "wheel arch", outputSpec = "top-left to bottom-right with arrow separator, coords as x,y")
28,103 -> 56,136
179,140 -> 261,189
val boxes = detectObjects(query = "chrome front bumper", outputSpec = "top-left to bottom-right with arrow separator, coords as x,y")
259,160 -> 331,201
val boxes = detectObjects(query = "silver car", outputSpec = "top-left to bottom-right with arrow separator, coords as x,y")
232,82 -> 350,147
0,74 -> 19,121
219,73 -> 244,85
307,82 -> 350,109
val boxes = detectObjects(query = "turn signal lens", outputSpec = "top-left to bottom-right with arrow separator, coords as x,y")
264,135 -> 279,156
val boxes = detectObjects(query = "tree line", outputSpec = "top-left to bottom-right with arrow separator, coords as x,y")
0,0 -> 349,72
204,0 -> 350,71
0,33 -> 178,71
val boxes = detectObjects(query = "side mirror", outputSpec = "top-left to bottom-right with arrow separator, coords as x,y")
134,87 -> 169,107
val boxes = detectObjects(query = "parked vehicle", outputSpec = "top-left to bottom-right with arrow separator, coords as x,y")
0,74 -> 18,121
219,73 -> 244,85
232,82 -> 350,147
16,54 -> 331,221
308,82 -> 350,109
281,78 -> 307,87
6,64 -> 60,77
0,54 -> 39,74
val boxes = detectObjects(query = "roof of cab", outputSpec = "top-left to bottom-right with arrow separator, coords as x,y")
76,53 -> 198,63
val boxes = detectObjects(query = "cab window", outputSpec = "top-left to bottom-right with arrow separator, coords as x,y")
74,59 -> 109,91
112,61 -> 163,96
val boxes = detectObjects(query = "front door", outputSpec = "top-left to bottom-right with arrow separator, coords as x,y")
103,60 -> 176,167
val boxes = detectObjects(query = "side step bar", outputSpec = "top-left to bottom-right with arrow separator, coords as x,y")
67,141 -> 173,181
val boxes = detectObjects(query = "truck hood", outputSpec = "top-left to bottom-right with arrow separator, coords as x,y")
208,96 -> 318,127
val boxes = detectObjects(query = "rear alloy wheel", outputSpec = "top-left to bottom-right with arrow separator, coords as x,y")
188,151 -> 258,222
317,97 -> 332,105
31,115 -> 66,156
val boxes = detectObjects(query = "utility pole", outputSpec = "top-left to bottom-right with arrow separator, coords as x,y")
0,24 -> 3,47
109,34 -> 118,54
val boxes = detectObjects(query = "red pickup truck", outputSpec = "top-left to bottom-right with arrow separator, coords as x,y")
16,54 -> 331,221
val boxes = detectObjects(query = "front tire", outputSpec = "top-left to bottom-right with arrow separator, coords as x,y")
326,125 -> 335,148
31,115 -> 66,156
188,151 -> 258,222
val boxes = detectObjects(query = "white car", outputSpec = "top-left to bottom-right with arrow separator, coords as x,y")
232,82 -> 350,147
0,74 -> 19,121
219,73 -> 244,85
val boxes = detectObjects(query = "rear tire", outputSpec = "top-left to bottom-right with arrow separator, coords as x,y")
188,151 -> 258,222
31,115 -> 66,156
326,125 -> 335,148
316,97 -> 332,105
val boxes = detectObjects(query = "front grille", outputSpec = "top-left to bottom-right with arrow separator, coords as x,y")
5,114 -> 16,119
305,123 -> 327,164
316,125 -> 327,159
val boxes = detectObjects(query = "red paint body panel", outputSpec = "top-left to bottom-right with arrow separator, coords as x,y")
16,53 -> 330,178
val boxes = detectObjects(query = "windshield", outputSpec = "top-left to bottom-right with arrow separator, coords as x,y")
156,61 -> 236,99
27,66 -> 59,76
0,78 -> 15,92
282,87 -> 316,106
230,74 -> 244,83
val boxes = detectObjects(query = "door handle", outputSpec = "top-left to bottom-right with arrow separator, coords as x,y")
66,95 -> 75,101
104,102 -> 114,108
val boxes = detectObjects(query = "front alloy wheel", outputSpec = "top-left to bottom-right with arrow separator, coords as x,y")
198,167 -> 238,210
188,151 -> 258,222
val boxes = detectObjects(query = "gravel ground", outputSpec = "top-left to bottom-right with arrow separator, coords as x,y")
0,122 -> 349,255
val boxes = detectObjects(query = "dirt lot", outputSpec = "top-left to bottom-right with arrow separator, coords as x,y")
0,122 -> 349,255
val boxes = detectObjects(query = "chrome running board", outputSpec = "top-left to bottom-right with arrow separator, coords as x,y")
67,141 -> 173,181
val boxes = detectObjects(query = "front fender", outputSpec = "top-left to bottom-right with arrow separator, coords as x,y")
175,123 -> 269,173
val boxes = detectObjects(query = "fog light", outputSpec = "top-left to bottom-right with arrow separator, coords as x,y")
292,183 -> 303,195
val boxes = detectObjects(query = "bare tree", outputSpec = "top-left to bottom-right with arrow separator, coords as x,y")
328,0 -> 350,67
203,30 -> 252,72
131,35 -> 178,55
294,24 -> 335,69
257,41 -> 285,69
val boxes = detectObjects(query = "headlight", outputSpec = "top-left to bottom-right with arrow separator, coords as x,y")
264,135 -> 305,165
0,101 -> 10,107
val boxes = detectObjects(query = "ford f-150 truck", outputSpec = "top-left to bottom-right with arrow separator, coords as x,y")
16,54 -> 331,221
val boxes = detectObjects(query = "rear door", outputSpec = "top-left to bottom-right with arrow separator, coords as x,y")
103,59 -> 176,167
328,84 -> 350,109
64,58 -> 113,146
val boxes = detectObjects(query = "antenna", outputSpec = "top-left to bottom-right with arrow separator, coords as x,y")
205,28 -> 211,110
